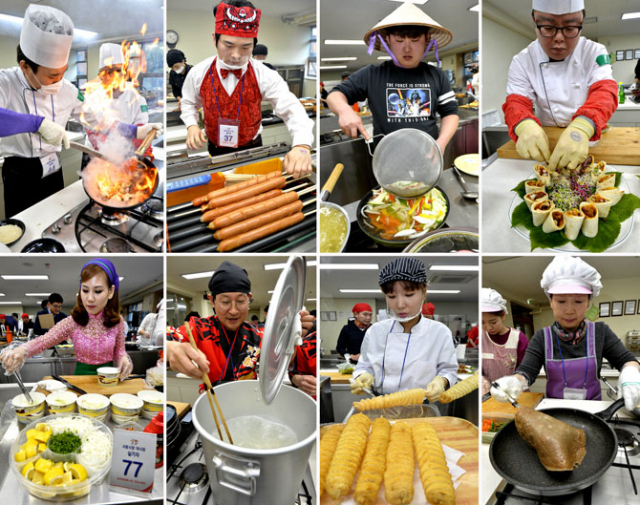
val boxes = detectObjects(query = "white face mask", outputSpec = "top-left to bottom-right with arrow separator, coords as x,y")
386,294 -> 426,323
29,69 -> 63,95
175,65 -> 185,74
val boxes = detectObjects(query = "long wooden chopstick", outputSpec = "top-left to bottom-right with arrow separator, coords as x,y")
184,324 -> 234,444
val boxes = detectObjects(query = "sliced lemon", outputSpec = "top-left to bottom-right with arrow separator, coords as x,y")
35,458 -> 54,473
53,461 -> 64,470
25,445 -> 37,459
52,472 -> 73,487
43,466 -> 64,486
34,430 -> 51,443
38,443 -> 47,453
26,429 -> 39,440
32,470 -> 45,485
14,449 -> 26,462
67,463 -> 87,482
21,461 -> 35,479
25,438 -> 38,448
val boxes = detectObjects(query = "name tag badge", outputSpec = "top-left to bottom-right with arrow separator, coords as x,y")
218,118 -> 240,148
563,387 -> 587,400
482,353 -> 494,360
40,153 -> 60,178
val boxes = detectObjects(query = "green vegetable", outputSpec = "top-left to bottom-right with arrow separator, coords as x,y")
47,431 -> 82,454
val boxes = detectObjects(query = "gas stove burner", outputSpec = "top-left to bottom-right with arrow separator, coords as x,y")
99,208 -> 129,226
153,232 -> 164,249
100,237 -> 133,253
143,198 -> 163,216
179,463 -> 208,494
614,427 -> 640,457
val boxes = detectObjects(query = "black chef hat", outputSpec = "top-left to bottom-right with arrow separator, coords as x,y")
167,49 -> 186,67
208,261 -> 251,296
253,44 -> 268,56
378,257 -> 427,286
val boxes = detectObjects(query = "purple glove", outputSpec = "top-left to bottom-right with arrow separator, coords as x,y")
0,107 -> 44,137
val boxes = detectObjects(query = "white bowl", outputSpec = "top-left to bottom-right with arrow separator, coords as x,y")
137,390 -> 164,419
110,393 -> 143,424
45,391 -> 77,414
96,367 -> 120,387
12,392 -> 46,424
76,394 -> 110,422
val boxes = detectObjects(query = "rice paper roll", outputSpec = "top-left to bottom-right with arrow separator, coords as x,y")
542,210 -> 566,233
588,193 -> 613,219
532,200 -> 554,226
598,186 -> 624,205
580,202 -> 599,238
524,191 -> 548,210
564,208 -> 585,241
596,173 -> 616,191
533,164 -> 551,186
525,179 -> 546,195
590,161 -> 606,183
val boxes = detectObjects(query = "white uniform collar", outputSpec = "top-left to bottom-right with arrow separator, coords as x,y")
16,67 -> 36,91
389,316 -> 428,333
534,37 -> 584,63
215,57 -> 249,75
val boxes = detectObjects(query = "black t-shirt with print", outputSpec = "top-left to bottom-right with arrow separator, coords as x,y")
330,61 -> 458,138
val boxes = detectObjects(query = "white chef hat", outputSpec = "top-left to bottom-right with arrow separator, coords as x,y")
540,256 -> 602,297
20,4 -> 74,69
532,0 -> 585,15
481,288 -> 508,314
99,43 -> 125,70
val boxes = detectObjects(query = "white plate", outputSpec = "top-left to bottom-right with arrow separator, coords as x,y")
508,173 -> 634,252
454,154 -> 479,176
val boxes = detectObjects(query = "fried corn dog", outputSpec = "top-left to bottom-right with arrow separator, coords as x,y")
353,388 -> 427,411
439,372 -> 479,404
384,422 -> 414,505
413,422 -> 455,505
354,417 -> 391,505
325,413 -> 371,499
320,424 -> 344,497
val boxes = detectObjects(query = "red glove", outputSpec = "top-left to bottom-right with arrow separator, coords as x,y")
503,94 -> 541,142
572,79 -> 618,140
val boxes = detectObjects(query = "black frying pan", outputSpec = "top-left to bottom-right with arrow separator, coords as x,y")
489,399 -> 624,496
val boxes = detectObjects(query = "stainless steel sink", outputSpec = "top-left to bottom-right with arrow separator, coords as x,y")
482,126 -> 510,158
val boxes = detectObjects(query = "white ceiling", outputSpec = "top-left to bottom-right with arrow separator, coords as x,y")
166,255 -> 317,308
320,0 -> 479,74
0,256 -> 163,310
320,255 -> 479,302
486,0 -> 640,38
483,256 -> 640,308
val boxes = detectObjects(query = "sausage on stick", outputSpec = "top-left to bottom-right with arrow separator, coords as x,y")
217,212 -> 305,252
200,189 -> 283,223
193,171 -> 280,207
205,176 -> 286,210
208,191 -> 300,230
214,200 -> 304,241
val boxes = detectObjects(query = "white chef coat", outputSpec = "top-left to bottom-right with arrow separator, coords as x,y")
507,37 -> 613,127
181,57 -> 314,148
137,312 -> 164,346
0,67 -> 103,158
353,316 -> 458,394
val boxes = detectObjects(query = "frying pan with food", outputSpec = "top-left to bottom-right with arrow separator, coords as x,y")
489,400 -> 624,496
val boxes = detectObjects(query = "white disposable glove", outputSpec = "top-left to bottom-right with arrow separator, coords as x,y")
37,118 -> 70,148
118,354 -> 134,380
490,375 -> 526,403
426,375 -> 448,402
618,365 -> 640,412
350,372 -> 374,395
0,345 -> 29,374
136,122 -> 163,139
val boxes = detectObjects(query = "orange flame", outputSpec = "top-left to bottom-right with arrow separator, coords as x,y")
140,23 -> 147,36
90,158 -> 158,205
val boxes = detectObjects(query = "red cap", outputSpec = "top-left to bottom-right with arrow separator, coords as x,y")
320,82 -> 324,86
422,303 -> 435,316
0,314 -> 5,319
215,3 -> 261,38
21,313 -> 29,319
352,303 -> 372,314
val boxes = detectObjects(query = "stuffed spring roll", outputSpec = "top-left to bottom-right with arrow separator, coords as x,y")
564,208 -> 585,241
524,191 -> 548,210
590,160 -> 606,183
533,164 -> 551,186
588,193 -> 613,219
542,210 -> 566,233
580,202 -> 599,237
598,186 -> 624,205
596,173 -> 616,191
532,200 -> 554,227
525,179 -> 547,194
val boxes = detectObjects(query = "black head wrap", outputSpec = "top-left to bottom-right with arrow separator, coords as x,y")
253,43 -> 268,56
167,49 -> 186,67
208,261 -> 251,296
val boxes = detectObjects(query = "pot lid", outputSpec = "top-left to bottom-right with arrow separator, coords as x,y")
405,228 -> 479,253
259,256 -> 306,405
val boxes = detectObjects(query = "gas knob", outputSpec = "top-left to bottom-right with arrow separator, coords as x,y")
63,213 -> 73,224
51,223 -> 61,234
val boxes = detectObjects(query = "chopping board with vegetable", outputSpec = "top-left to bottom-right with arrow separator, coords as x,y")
321,416 -> 478,505
497,126 -> 640,166
482,392 -> 544,417
36,375 -> 147,397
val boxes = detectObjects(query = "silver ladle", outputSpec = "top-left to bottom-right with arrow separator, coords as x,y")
453,166 -> 479,200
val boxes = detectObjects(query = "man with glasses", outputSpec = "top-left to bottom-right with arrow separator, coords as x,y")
503,0 -> 618,170
34,293 -> 67,337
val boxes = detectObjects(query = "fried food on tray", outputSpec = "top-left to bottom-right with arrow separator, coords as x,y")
515,406 -> 586,472
319,424 -> 344,497
354,417 -> 391,505
384,422 -> 414,505
413,422 -> 455,505
439,372 -> 479,404
353,388 -> 426,411
325,413 -> 371,499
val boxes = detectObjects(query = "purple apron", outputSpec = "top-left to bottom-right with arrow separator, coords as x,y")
544,321 -> 601,400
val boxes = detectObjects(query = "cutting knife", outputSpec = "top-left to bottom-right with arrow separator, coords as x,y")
52,375 -> 88,395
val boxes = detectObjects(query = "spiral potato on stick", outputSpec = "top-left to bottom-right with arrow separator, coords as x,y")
354,417 -> 391,505
413,422 -> 455,505
320,424 -> 344,497
439,372 -> 479,404
384,422 -> 415,505
353,388 -> 426,411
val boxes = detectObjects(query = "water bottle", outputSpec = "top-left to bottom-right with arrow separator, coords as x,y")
619,82 -> 625,104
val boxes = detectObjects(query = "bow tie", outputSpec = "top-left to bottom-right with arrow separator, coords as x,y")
220,68 -> 243,79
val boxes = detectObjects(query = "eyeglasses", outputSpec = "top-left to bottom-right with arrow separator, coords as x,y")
536,24 -> 582,38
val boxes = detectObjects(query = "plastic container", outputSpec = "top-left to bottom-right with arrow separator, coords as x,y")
143,411 -> 164,468
96,366 -> 119,386
109,393 -> 143,424
76,394 -> 110,422
45,391 -> 77,414
13,392 -> 46,424
137,390 -> 164,419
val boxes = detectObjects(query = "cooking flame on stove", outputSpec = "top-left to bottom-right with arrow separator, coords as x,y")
84,157 -> 158,207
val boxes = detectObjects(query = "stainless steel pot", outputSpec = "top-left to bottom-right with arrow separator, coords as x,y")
192,380 -> 316,505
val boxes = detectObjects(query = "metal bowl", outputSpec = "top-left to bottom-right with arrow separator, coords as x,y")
0,218 -> 25,247
403,227 -> 479,253
319,202 -> 350,253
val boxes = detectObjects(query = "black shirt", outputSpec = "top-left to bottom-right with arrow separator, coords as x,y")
329,61 -> 458,137
336,320 -> 368,359
169,64 -> 193,99
635,59 -> 640,80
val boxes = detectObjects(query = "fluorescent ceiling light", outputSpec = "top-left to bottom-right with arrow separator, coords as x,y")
389,0 -> 428,4
340,289 -> 461,294
182,271 -> 215,280
1,275 -> 49,280
25,293 -> 51,297
321,57 -> 357,61
0,13 -> 97,38
429,265 -> 479,272
622,12 -> 640,20
306,298 -> 317,302
0,13 -> 23,24
324,40 -> 366,45
119,277 -> 124,281
320,65 -> 347,70
378,56 -> 392,60
469,4 -> 479,12
0,293 -> 4,296
264,261 -> 317,271
319,264 -> 378,270
0,302 -> 21,305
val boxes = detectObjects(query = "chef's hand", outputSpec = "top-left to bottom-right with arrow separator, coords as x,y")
166,340 -> 210,379
137,122 -> 163,139
186,125 -> 207,150
350,372 -> 374,395
426,375 -> 448,402
0,345 -> 29,374
350,353 -> 361,362
548,117 -> 593,171
514,119 -> 550,163
618,364 -> 640,412
299,309 -> 314,338
490,375 -> 526,403
117,354 -> 133,380
284,146 -> 312,179
37,118 -> 70,149
291,374 -> 317,397
338,108 -> 370,141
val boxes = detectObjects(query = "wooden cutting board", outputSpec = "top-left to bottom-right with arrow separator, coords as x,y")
320,371 -> 353,384
482,392 -> 544,418
496,126 -> 640,166
37,375 -> 148,397
167,401 -> 191,420
321,416 -> 478,505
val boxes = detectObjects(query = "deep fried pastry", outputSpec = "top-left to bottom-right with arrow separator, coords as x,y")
413,422 -> 455,505
320,424 -> 344,497
384,422 -> 414,505
353,388 -> 426,411
354,417 -> 391,505
439,372 -> 479,404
